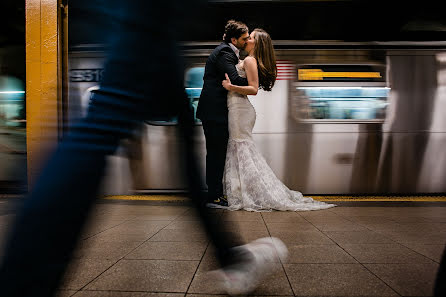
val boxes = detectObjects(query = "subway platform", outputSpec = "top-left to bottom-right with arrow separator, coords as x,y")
0,196 -> 445,297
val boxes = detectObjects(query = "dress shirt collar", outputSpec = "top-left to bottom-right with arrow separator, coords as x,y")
228,43 -> 240,59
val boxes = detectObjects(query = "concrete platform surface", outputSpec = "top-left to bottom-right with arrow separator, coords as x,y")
0,199 -> 445,296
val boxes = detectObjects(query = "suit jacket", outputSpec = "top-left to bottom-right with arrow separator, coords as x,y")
196,42 -> 249,123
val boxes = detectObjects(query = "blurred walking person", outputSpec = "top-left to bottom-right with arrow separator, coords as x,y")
0,1 -> 286,296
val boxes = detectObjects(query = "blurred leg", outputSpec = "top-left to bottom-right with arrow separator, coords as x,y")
0,86 -> 138,296
0,1 -> 241,296
0,1 -> 178,296
434,246 -> 446,296
179,114 -> 242,266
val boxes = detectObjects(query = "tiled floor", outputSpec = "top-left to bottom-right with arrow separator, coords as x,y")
0,200 -> 445,296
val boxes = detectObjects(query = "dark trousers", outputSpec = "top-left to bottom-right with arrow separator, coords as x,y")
202,120 -> 229,201
0,1 -> 241,296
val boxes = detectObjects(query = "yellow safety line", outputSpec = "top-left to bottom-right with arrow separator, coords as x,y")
104,195 -> 189,201
103,195 -> 446,202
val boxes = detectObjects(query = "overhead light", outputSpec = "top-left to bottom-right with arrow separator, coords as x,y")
297,87 -> 390,90
0,91 -> 26,94
298,69 -> 382,80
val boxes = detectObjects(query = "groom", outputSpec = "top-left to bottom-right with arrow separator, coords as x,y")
197,20 -> 250,207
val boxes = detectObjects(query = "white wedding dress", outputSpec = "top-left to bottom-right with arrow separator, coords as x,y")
223,61 -> 335,212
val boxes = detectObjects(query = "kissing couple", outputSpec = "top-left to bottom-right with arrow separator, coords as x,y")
197,20 -> 335,212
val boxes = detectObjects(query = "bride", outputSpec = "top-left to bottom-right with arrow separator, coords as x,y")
221,28 -> 335,212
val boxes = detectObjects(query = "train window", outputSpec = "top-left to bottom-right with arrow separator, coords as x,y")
294,86 -> 390,121
293,64 -> 389,122
185,67 -> 204,123
0,76 -> 26,127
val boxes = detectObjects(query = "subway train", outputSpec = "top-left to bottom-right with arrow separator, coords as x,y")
68,42 -> 446,195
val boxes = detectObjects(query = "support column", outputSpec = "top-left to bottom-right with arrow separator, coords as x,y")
26,0 -> 67,187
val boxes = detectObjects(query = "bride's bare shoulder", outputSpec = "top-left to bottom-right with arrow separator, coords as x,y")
242,56 -> 257,70
243,56 -> 257,64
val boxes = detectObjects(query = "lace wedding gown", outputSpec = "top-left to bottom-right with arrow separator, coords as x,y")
223,61 -> 335,212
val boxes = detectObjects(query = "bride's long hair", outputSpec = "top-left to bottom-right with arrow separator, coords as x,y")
252,28 -> 277,91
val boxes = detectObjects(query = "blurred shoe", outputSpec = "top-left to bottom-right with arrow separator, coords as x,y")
209,237 -> 288,296
206,195 -> 229,209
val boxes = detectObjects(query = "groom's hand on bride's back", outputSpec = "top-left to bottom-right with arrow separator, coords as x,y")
222,73 -> 232,91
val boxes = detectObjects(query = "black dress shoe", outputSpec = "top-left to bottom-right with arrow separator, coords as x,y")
206,195 -> 229,209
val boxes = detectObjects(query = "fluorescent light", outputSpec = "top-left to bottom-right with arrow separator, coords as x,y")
0,91 -> 25,94
297,87 -> 391,90
298,69 -> 382,80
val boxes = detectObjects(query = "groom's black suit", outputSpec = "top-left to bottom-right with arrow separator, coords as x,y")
197,42 -> 248,201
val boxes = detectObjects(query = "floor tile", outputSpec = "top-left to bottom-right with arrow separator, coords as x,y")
188,263 -> 292,295
250,265 -> 294,295
83,228 -> 159,242
352,221 -> 407,232
186,295 -> 226,297
266,222 -> 319,232
60,259 -> 117,290
187,268 -> 225,295
86,215 -> 133,223
73,292 -> 147,297
56,290 -> 77,297
194,248 -> 219,272
261,212 -> 307,223
341,244 -> 435,263
329,207 -> 386,216
269,230 -> 334,245
176,208 -> 222,219
298,210 -> 339,219
301,216 -> 349,224
126,241 -> 208,260
130,214 -> 182,221
365,263 -> 439,296
387,216 -> 432,223
144,293 -> 185,297
149,230 -> 208,242
324,231 -> 396,245
221,211 -> 263,222
283,244 -> 357,263
164,221 -> 206,231
187,295 -> 293,297
228,229 -> 271,244
81,224 -> 126,239
73,240 -> 141,260
221,220 -> 268,232
392,222 -> 446,232
114,220 -> 172,231
345,216 -> 396,224
3,201 -> 446,296
111,206 -> 187,217
376,230 -> 446,245
85,259 -> 199,292
311,221 -> 369,232
402,243 -> 446,263
74,292 -> 183,297
284,263 -> 398,296
422,216 -> 446,223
